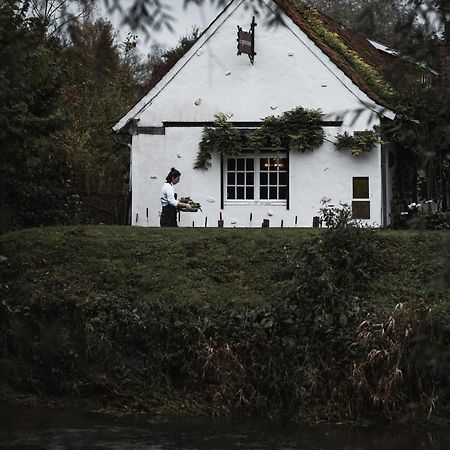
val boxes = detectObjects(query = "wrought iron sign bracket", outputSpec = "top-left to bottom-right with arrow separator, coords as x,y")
237,16 -> 257,64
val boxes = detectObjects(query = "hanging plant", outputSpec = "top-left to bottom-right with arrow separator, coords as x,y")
194,107 -> 325,169
335,129 -> 381,156
194,113 -> 241,169
248,107 -> 325,152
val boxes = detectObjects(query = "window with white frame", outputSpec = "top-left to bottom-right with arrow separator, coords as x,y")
352,177 -> 370,219
225,154 -> 288,204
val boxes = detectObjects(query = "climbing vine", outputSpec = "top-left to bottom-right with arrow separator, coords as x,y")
194,113 -> 241,169
194,107 -> 325,169
335,129 -> 381,156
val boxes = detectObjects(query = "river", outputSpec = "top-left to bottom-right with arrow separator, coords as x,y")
1,402 -> 449,449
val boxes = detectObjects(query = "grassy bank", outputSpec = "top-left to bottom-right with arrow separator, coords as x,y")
0,226 -> 449,423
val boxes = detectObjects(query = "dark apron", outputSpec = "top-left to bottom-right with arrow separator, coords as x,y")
160,204 -> 178,227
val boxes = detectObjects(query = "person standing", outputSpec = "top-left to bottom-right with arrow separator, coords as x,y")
160,168 -> 191,227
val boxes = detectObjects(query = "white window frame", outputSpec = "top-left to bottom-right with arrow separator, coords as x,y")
352,176 -> 370,219
224,152 -> 288,206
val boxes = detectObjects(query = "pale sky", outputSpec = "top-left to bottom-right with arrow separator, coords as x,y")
99,0 -> 223,52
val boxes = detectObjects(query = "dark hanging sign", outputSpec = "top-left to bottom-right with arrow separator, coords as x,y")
237,16 -> 257,64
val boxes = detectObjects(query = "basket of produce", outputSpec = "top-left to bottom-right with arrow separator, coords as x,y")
179,196 -> 201,212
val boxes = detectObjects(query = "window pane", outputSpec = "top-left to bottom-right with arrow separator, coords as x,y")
237,172 -> 245,185
269,173 -> 277,185
237,187 -> 245,199
246,159 -> 254,170
246,187 -> 254,199
260,187 -> 268,199
260,158 -> 269,170
227,187 -> 235,199
269,187 -> 277,199
227,172 -> 235,185
237,158 -> 245,170
246,173 -> 254,185
279,186 -> 287,199
260,173 -> 268,185
279,172 -> 287,185
352,201 -> 370,219
277,158 -> 287,170
227,159 -> 235,171
353,177 -> 369,198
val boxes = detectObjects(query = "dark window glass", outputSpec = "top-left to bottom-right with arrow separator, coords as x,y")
279,172 -> 287,185
279,186 -> 287,199
260,172 -> 268,185
227,187 -> 235,199
246,187 -> 254,199
353,177 -> 369,199
237,187 -> 245,199
246,159 -> 254,170
260,158 -> 269,170
269,187 -> 277,199
227,173 -> 235,185
260,187 -> 268,199
352,201 -> 370,219
269,173 -> 277,185
246,173 -> 254,185
237,173 -> 245,185
227,159 -> 235,171
237,158 -> 245,171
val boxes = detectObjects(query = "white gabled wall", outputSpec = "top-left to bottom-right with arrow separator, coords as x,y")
130,0 -> 387,228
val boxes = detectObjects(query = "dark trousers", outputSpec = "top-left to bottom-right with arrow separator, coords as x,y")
160,205 -> 178,227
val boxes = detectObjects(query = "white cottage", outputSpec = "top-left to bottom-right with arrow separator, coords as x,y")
114,0 -> 399,228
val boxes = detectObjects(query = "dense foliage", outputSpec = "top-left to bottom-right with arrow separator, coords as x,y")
195,108 -> 325,170
0,226 -> 449,422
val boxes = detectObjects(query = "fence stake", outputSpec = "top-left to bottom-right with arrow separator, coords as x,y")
205,217 -> 208,228
135,213 -> 138,224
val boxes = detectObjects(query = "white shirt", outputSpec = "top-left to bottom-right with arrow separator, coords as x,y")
160,182 -> 179,208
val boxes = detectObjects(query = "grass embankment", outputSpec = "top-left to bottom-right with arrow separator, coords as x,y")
0,226 -> 449,423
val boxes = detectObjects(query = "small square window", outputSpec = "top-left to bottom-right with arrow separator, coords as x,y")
227,159 -> 235,171
227,187 -> 235,199
353,177 -> 369,199
352,201 -> 370,219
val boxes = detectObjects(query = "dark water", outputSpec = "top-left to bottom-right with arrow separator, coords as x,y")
1,403 -> 449,450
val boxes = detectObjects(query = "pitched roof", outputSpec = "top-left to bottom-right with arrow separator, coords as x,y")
114,0 -> 399,131
273,0 -> 396,109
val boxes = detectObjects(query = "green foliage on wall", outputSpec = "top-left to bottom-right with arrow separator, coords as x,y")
335,129 -> 381,156
194,107 -> 325,170
194,113 -> 241,169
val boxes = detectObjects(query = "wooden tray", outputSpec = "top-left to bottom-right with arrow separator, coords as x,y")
179,208 -> 199,212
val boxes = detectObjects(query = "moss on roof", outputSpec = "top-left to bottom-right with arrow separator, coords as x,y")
274,0 -> 397,109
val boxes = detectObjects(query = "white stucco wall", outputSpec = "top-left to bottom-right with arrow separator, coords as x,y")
128,0 -> 388,228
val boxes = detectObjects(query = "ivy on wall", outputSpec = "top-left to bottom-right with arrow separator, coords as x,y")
194,107 -> 325,170
335,129 -> 381,156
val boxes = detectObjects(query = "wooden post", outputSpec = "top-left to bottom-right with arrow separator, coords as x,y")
205,217 -> 208,227
135,213 -> 138,224
146,208 -> 149,226
218,211 -> 224,228
249,212 -> 253,227
281,219 -> 284,228
192,221 -> 195,228
262,219 -> 269,228
295,215 -> 298,227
